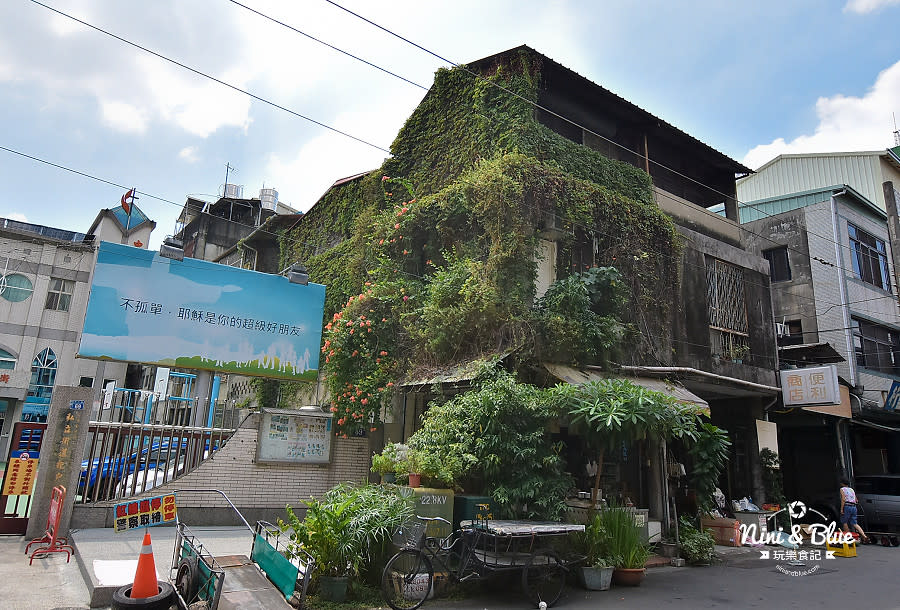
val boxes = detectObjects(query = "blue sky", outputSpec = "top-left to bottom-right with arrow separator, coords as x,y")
1,0 -> 898,248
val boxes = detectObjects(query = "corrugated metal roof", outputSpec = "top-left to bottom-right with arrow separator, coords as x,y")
736,151 -> 888,210
468,46 -> 751,175
542,362 -> 709,409
739,184 -> 884,223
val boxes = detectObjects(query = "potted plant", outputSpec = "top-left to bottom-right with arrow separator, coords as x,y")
599,505 -> 650,586
722,343 -> 750,363
577,512 -> 615,590
371,442 -> 407,484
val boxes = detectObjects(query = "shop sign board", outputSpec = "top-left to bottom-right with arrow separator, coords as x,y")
780,365 -> 840,406
113,494 -> 177,532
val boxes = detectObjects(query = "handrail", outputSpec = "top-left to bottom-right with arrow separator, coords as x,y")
172,489 -> 254,536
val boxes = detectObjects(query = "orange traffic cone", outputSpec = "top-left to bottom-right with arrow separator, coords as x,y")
130,530 -> 159,599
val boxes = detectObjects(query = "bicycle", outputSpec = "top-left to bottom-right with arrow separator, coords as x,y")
381,509 -> 583,610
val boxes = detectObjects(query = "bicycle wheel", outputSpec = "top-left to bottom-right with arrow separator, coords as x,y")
521,549 -> 565,608
381,549 -> 434,610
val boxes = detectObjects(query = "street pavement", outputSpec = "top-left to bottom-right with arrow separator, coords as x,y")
2,536 -> 898,609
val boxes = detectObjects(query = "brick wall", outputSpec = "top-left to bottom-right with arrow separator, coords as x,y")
71,413 -> 370,528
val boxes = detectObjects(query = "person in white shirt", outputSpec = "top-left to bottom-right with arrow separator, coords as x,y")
839,477 -> 869,543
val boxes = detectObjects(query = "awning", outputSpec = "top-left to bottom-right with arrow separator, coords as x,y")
401,351 -> 513,387
779,342 -> 845,365
543,362 -> 709,410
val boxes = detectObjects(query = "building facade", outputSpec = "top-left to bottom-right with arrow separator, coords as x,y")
742,184 -> 900,515
0,202 -> 153,459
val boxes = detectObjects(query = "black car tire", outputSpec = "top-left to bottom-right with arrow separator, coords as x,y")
112,581 -> 175,609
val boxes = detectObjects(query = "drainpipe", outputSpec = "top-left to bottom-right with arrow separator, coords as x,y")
830,192 -> 857,385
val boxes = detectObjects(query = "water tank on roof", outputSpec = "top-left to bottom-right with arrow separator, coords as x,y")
259,188 -> 278,211
222,183 -> 244,199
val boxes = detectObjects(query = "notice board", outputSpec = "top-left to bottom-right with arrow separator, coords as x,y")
257,408 -> 333,464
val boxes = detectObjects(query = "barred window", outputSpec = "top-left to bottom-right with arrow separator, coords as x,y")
45,278 -> 74,311
707,258 -> 748,333
707,258 -> 750,360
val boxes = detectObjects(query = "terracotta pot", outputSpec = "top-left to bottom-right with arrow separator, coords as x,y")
612,567 -> 646,586
408,473 -> 422,488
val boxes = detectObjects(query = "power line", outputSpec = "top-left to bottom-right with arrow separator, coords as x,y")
319,0 -> 900,302
29,0 -> 391,155
225,0 -> 428,91
14,3 -> 900,316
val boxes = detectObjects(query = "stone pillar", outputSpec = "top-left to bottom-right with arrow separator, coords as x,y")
25,386 -> 92,539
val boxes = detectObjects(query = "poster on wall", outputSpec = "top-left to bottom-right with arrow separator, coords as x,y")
79,242 -> 325,381
257,408 -> 333,464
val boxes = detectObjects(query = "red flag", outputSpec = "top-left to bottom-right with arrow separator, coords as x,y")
120,188 -> 135,215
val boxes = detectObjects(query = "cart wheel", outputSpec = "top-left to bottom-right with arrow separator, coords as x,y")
176,555 -> 200,603
381,549 -> 433,610
522,549 -> 565,608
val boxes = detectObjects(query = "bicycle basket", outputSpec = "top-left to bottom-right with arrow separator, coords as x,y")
392,520 -> 426,549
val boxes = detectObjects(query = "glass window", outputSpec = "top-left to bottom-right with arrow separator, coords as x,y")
27,347 -> 57,401
79,376 -> 94,387
853,318 -> 900,375
849,224 -> 892,292
763,247 -> 791,282
0,273 -> 33,302
0,348 -> 15,370
45,277 -> 74,311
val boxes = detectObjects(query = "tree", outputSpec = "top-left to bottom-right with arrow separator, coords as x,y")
556,379 -> 703,510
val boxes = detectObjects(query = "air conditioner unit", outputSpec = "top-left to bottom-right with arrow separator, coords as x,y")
775,322 -> 788,337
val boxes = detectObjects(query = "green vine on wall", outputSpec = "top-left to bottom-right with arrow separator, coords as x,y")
276,49 -> 681,435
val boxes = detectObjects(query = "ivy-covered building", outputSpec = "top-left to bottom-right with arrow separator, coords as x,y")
272,46 -> 780,516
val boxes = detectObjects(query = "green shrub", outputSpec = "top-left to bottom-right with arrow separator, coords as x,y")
678,517 -> 716,565
283,483 -> 414,579
597,506 -> 650,569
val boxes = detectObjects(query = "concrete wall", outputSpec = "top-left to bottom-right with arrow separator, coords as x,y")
670,224 -> 778,387
744,207 -> 818,343
70,413 -> 370,528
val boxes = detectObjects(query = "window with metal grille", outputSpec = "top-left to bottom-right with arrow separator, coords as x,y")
763,247 -> 791,282
45,277 -> 74,311
849,224 -> 892,292
707,258 -> 750,360
852,317 -> 900,376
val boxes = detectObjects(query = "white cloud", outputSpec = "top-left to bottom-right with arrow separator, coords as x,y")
742,60 -> 900,169
3,213 -> 28,223
100,100 -> 148,134
178,146 -> 200,163
844,0 -> 900,13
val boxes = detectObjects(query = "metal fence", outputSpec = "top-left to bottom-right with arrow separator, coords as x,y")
76,388 -> 239,504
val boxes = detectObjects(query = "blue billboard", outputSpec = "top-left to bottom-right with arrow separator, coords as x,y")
78,242 -> 325,381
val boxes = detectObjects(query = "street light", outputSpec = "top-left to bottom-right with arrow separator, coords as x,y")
159,236 -> 184,261
286,263 -> 309,286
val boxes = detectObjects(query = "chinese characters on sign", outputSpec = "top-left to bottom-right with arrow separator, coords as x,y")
1,453 -> 38,495
49,411 -> 79,488
113,494 -> 177,533
120,297 -> 304,336
257,409 -> 333,464
779,366 -> 840,406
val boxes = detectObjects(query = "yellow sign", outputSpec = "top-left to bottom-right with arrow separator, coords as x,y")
2,456 -> 39,496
